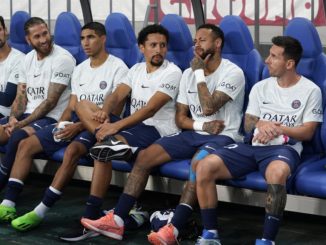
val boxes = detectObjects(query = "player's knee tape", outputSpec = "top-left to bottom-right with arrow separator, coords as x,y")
265,184 -> 287,216
189,150 -> 210,182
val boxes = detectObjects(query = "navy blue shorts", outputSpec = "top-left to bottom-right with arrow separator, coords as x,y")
35,113 -> 122,157
117,123 -> 161,152
212,143 -> 301,178
35,124 -> 97,157
0,114 -> 56,131
155,131 -> 235,160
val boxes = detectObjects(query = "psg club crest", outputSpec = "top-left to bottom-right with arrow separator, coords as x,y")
99,81 -> 107,90
291,100 -> 301,109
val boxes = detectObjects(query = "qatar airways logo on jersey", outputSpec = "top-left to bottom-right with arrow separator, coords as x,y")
27,87 -> 45,100
79,93 -> 105,105
131,98 -> 146,110
54,72 -> 71,79
160,83 -> 177,91
262,113 -> 297,127
189,104 -> 218,118
220,82 -> 237,91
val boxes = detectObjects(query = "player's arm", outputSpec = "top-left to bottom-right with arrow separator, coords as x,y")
9,82 -> 27,119
244,113 -> 259,133
17,82 -> 67,128
112,91 -> 171,130
281,122 -> 319,141
100,83 -> 131,118
197,87 -> 231,116
175,102 -> 193,130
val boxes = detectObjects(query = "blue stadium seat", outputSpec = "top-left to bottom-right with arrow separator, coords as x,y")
160,14 -> 194,71
220,15 -> 263,97
54,12 -> 86,64
105,12 -> 142,68
294,109 -> 326,198
8,11 -> 32,54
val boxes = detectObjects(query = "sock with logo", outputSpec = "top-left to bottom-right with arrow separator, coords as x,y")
0,130 -> 28,190
262,213 -> 281,241
83,195 -> 103,219
171,203 -> 193,231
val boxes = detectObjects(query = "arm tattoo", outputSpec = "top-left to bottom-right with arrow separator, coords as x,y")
197,85 -> 231,116
244,114 -> 259,133
19,83 -> 67,127
10,83 -> 27,118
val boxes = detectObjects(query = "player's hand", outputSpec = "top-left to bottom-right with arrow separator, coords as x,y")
54,123 -> 80,141
190,52 -> 211,71
4,116 -> 18,137
95,120 -> 120,141
255,121 -> 283,138
203,120 -> 225,134
92,110 -> 108,123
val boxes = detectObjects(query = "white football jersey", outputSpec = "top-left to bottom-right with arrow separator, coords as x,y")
177,58 -> 245,141
246,76 -> 323,154
21,44 -> 76,121
71,55 -> 128,107
0,48 -> 25,116
123,60 -> 182,136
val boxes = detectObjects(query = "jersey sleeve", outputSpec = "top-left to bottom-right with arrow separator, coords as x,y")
245,83 -> 261,117
176,71 -> 190,105
216,68 -> 245,100
8,56 -> 23,85
303,87 -> 323,123
70,66 -> 79,95
112,63 -> 129,92
157,68 -> 182,99
50,55 -> 75,85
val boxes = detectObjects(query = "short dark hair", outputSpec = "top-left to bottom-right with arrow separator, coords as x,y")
137,24 -> 169,45
272,36 -> 303,67
82,21 -> 106,36
0,16 -> 5,29
24,17 -> 47,35
197,23 -> 224,49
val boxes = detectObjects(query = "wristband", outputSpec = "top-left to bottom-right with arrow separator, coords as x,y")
193,121 -> 204,131
194,69 -> 206,84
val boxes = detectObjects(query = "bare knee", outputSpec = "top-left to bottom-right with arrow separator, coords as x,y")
265,161 -> 290,184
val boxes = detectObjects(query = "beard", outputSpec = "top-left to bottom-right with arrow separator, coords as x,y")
31,39 -> 53,57
196,47 -> 215,60
0,39 -> 5,49
150,54 -> 164,67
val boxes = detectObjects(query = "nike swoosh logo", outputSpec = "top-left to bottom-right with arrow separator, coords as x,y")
204,145 -> 216,151
110,139 -> 121,145
277,155 -> 290,160
141,85 -> 149,88
34,74 -> 41,78
187,90 -> 197,94
79,84 -> 86,86
263,101 -> 272,104
80,137 -> 91,143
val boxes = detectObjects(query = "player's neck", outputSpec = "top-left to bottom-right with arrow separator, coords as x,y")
146,63 -> 161,74
0,43 -> 11,61
277,72 -> 301,88
90,52 -> 108,68
204,53 -> 221,75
